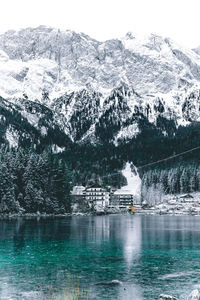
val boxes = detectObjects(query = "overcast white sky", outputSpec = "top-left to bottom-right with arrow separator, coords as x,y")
1,0 -> 200,48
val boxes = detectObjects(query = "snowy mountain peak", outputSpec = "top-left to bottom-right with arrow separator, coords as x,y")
0,26 -> 200,101
0,27 -> 200,146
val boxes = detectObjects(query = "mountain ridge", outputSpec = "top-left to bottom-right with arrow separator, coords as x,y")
0,26 -> 200,99
0,26 -> 200,147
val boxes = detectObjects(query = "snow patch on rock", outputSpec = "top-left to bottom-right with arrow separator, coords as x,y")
6,127 -> 18,147
52,145 -> 65,154
114,123 -> 140,145
40,126 -> 47,136
20,110 -> 40,127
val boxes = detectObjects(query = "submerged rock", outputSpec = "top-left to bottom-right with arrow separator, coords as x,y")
96,280 -> 122,286
188,289 -> 200,300
158,294 -> 178,300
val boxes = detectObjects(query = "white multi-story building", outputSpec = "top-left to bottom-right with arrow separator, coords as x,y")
110,191 -> 134,206
85,184 -> 109,208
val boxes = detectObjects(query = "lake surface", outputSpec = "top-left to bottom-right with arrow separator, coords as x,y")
1,215 -> 200,300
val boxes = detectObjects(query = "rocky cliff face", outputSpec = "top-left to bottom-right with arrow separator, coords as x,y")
0,26 -> 200,147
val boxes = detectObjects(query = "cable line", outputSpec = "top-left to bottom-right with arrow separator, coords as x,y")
137,145 -> 200,170
101,145 -> 200,179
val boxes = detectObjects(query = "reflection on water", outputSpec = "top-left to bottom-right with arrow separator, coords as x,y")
122,216 -> 141,267
1,215 -> 200,299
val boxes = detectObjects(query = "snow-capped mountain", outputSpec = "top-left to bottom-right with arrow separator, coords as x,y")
0,26 -> 200,147
1,26 -> 200,99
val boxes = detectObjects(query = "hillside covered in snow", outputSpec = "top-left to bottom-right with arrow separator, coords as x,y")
0,26 -> 199,199
0,26 -> 200,148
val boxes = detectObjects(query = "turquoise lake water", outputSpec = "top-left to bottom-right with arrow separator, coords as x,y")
1,215 -> 200,300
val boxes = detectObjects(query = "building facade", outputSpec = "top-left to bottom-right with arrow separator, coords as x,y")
71,184 -> 139,209
85,184 -> 109,208
110,193 -> 133,207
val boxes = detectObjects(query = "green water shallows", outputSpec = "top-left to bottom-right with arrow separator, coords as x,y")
0,215 -> 200,300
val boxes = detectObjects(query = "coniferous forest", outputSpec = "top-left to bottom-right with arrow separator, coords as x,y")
61,119 -> 200,195
0,111 -> 200,213
0,147 -> 71,214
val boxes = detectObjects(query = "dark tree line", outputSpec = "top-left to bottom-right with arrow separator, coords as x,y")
0,146 -> 72,214
61,119 -> 200,192
142,163 -> 200,195
0,95 -> 200,213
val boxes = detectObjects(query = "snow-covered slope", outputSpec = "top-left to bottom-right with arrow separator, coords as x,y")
0,27 -> 200,100
0,26 -> 200,145
114,163 -> 141,196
